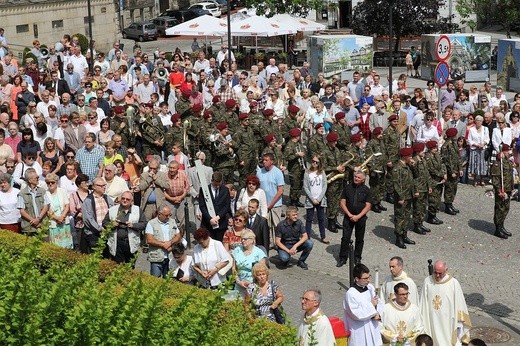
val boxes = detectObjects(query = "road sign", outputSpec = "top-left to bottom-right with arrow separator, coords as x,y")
436,35 -> 451,61
434,62 -> 450,87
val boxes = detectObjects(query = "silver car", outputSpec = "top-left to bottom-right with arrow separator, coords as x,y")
122,22 -> 158,42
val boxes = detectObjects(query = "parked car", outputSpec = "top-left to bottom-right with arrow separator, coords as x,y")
152,16 -> 179,37
122,22 -> 157,42
211,0 -> 228,13
189,2 -> 221,17
159,9 -> 206,23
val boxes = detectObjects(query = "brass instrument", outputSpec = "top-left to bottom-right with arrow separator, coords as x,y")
326,151 -> 355,183
141,117 -> 165,144
296,143 -> 307,170
359,152 -> 383,174
126,105 -> 136,135
183,119 -> 191,152
209,131 -> 235,158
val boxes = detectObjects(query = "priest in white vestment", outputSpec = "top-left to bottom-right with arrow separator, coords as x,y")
380,256 -> 419,305
420,260 -> 471,346
344,263 -> 384,346
298,289 -> 336,346
381,282 -> 424,345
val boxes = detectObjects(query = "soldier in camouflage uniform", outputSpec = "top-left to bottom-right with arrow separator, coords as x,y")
184,103 -> 204,158
234,113 -> 258,187
283,105 -> 302,143
330,112 -> 351,151
410,142 -> 432,235
284,128 -> 306,207
176,89 -> 192,119
164,114 -> 184,153
365,127 -> 387,212
208,95 -> 225,122
199,110 -> 216,166
223,99 -> 239,133
307,123 -> 327,161
441,128 -> 462,215
261,109 -> 284,148
490,144 -> 514,239
425,140 -> 446,225
262,134 -> 285,170
140,102 -> 166,157
392,147 -> 416,249
248,101 -> 264,158
383,114 -> 401,204
110,105 -> 133,148
323,132 -> 345,233
212,122 -> 236,184
345,133 -> 365,183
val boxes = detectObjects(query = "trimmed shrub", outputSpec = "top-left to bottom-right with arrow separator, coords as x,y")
0,230 -> 297,345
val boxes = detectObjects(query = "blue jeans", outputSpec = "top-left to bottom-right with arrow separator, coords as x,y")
277,239 -> 314,264
305,205 -> 326,239
150,258 -> 170,278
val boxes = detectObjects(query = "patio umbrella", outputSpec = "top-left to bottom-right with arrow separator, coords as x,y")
165,15 -> 228,36
271,14 -> 326,32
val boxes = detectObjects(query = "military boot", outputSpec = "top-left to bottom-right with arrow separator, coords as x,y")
501,226 -> 512,237
403,232 -> 416,245
418,223 -> 431,233
494,225 -> 508,239
377,203 -> 388,211
328,218 -> 338,233
444,203 -> 457,215
385,193 -> 395,204
426,213 -> 442,225
413,224 -> 426,235
451,204 -> 460,213
335,217 -> 343,230
395,235 -> 406,249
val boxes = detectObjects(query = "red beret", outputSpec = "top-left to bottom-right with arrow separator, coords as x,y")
326,132 -> 339,142
192,103 -> 202,112
399,147 -> 414,157
314,123 -> 324,130
426,140 -> 438,149
239,112 -> 249,120
249,101 -> 258,107
114,106 -> 125,114
388,114 -> 398,122
203,110 -> 213,119
412,142 -> 425,153
288,104 -> 300,113
446,128 -> 458,138
288,128 -> 301,138
264,133 -> 275,143
212,95 -> 220,103
350,133 -> 362,143
502,144 -> 510,151
335,112 -> 345,120
171,113 -> 181,123
225,99 -> 237,108
263,109 -> 274,117
144,102 -> 153,108
216,122 -> 228,131
182,89 -> 191,98
372,127 -> 383,136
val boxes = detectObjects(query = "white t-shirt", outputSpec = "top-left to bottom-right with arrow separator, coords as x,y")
59,175 -> 78,197
308,171 -> 324,200
0,188 -> 21,224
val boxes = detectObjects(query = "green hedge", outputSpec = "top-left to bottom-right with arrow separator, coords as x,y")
0,230 -> 297,345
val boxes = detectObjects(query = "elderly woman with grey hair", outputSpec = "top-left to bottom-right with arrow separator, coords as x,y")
0,173 -> 21,233
467,115 -> 489,186
45,172 -> 73,248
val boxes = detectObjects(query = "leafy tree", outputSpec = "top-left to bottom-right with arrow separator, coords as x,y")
243,0 -> 322,18
351,0 -> 458,51
457,0 -> 520,36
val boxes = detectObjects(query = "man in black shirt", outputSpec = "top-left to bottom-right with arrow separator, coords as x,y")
337,171 -> 374,267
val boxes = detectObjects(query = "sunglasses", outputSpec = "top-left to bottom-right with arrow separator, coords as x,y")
312,160 -> 320,164
6,166 -> 14,169
66,155 -> 75,159
61,119 -> 69,123
47,181 -> 57,185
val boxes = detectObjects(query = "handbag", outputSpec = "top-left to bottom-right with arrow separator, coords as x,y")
270,281 -> 285,324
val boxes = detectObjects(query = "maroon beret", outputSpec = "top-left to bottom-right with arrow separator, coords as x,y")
399,147 -> 414,157
426,140 -> 438,149
314,123 -> 324,130
372,127 -> 383,136
113,106 -> 125,114
288,128 -> 301,138
225,99 -> 237,108
239,112 -> 249,120
350,133 -> 362,143
446,128 -> 458,138
264,133 -> 275,143
216,122 -> 228,131
144,102 -> 153,108
182,89 -> 191,98
203,110 -> 213,119
388,114 -> 398,122
192,103 -> 202,112
502,144 -> 510,151
212,95 -> 220,103
262,109 -> 274,117
412,142 -> 425,153
326,132 -> 339,142
288,104 -> 300,114
335,112 -> 345,120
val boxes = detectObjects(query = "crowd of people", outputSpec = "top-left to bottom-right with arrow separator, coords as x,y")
0,27 -> 516,345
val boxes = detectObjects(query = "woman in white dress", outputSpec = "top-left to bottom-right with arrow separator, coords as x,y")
0,173 -> 21,233
192,228 -> 231,289
467,115 -> 489,186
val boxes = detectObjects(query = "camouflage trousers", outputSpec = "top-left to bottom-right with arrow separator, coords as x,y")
412,192 -> 428,224
368,172 -> 385,203
326,179 -> 343,219
384,165 -> 394,194
288,167 -> 304,201
443,175 -> 459,204
238,159 -> 258,188
428,183 -> 443,214
493,191 -> 510,226
216,166 -> 235,185
394,198 -> 412,235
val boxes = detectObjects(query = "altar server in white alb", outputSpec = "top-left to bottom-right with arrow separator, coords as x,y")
381,282 -> 424,345
344,263 -> 384,346
380,256 -> 419,305
297,288 -> 336,346
420,260 -> 471,346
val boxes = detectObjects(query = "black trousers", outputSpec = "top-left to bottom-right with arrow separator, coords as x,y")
111,238 -> 136,264
339,216 -> 367,262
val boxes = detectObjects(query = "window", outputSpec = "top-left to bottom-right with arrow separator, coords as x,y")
84,16 -> 95,24
52,20 -> 64,29
16,24 -> 29,34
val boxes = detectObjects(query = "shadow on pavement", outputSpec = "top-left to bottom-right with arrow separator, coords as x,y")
468,219 -> 495,235
372,225 -> 395,244
325,244 -> 340,260
465,292 -> 520,340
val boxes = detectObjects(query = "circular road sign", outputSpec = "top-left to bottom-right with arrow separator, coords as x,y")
436,35 -> 451,61
434,62 -> 450,87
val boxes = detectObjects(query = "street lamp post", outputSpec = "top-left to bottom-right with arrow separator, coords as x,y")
388,0 -> 393,96
87,0 -> 94,73
227,0 -> 232,71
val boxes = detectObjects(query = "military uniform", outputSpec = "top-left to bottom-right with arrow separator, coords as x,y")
365,134 -> 387,211
284,136 -> 305,206
330,122 -> 351,151
323,140 -> 345,232
234,123 -> 257,186
392,154 -> 415,249
383,123 -> 401,202
249,111 -> 265,157
111,115 -> 133,148
141,115 -> 166,157
441,135 -> 461,215
425,145 -> 446,224
175,97 -> 192,119
410,151 -> 432,234
307,132 -> 327,161
164,125 -> 184,154
490,149 -> 514,238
